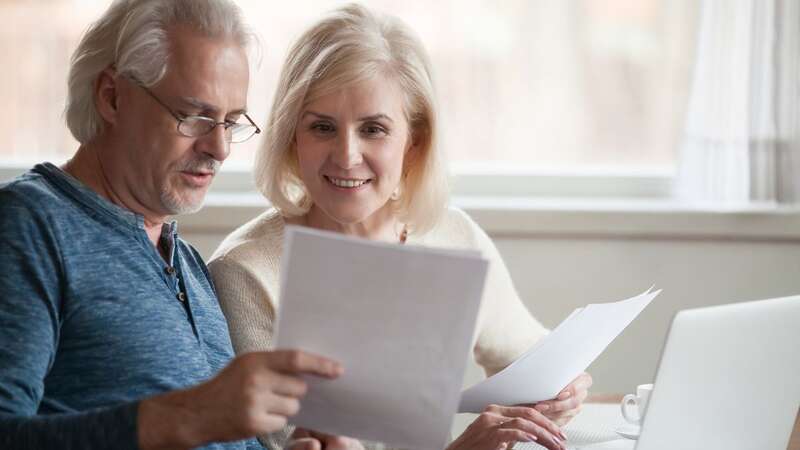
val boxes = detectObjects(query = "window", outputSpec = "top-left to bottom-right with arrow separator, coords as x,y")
0,0 -> 698,195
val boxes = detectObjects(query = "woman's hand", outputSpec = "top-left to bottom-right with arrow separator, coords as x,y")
446,404 -> 567,450
288,428 -> 365,450
532,372 -> 593,426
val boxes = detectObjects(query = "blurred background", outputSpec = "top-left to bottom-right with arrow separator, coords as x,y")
0,0 -> 695,171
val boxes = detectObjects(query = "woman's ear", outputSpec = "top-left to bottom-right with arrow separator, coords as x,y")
404,128 -> 424,173
94,67 -> 120,126
406,128 -> 420,154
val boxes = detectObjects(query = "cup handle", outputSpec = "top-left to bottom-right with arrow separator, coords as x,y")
621,394 -> 640,424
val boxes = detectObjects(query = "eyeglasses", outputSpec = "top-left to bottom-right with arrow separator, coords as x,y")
130,79 -> 261,144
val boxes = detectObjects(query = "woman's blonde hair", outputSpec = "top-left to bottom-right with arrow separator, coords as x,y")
255,3 -> 449,234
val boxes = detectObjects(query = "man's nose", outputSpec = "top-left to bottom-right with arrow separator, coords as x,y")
195,123 -> 230,162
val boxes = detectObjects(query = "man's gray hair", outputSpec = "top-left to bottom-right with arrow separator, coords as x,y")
65,0 -> 254,144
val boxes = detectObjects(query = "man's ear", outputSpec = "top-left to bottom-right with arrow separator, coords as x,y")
94,67 -> 120,126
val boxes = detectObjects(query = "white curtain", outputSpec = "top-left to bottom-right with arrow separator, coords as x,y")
676,0 -> 800,206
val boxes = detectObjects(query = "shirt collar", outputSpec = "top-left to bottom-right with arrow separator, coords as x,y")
34,162 -> 168,232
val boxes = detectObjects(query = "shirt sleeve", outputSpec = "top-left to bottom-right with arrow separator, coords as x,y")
0,403 -> 140,450
0,188 -> 140,449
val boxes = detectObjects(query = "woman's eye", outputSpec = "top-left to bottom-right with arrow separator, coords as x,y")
362,124 -> 387,137
311,122 -> 335,134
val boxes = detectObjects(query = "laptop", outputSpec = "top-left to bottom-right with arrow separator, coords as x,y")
577,295 -> 800,450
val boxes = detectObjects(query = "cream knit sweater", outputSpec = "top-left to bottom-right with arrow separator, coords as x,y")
208,206 -> 547,448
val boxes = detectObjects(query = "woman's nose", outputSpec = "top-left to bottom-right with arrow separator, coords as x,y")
331,130 -> 363,169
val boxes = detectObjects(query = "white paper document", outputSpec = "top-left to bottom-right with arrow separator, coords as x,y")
459,288 -> 659,413
274,226 -> 488,450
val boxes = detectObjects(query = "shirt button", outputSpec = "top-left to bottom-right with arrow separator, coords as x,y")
164,266 -> 176,276
176,292 -> 186,302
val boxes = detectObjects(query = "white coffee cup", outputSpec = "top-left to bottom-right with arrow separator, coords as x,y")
620,383 -> 653,425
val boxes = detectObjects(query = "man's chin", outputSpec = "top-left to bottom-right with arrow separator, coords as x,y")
169,202 -> 204,216
161,189 -> 207,216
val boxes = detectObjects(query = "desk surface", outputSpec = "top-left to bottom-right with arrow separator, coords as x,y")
588,394 -> 800,450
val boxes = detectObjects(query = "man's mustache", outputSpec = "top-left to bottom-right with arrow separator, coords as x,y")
177,158 -> 221,175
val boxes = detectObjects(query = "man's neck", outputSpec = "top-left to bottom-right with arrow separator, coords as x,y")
62,141 -> 167,248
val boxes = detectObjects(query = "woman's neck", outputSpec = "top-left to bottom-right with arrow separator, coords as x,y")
299,205 -> 404,243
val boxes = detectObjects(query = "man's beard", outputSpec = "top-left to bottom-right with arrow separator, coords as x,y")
160,156 -> 221,215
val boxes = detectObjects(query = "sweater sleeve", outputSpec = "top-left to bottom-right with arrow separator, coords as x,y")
461,212 -> 549,377
208,255 -> 277,355
0,189 -> 140,449
208,255 -> 296,450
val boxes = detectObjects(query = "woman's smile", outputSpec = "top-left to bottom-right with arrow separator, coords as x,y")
324,175 -> 374,190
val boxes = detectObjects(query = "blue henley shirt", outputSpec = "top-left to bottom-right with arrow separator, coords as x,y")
0,163 -> 262,449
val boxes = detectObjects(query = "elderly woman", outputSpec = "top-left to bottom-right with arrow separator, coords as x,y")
209,4 -> 590,450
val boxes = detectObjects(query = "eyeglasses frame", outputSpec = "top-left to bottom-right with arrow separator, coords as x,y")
126,76 -> 261,143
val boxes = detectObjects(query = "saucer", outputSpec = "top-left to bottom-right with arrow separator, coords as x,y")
614,424 -> 641,440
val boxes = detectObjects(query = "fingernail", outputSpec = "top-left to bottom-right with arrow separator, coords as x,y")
526,433 -> 538,442
560,430 -> 568,440
536,404 -> 550,411
558,391 -> 572,400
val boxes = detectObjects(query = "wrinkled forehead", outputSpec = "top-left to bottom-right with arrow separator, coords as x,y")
158,24 -> 251,111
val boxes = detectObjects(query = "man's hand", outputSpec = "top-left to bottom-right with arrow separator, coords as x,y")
288,428 -> 365,450
137,349 -> 343,450
531,372 -> 592,426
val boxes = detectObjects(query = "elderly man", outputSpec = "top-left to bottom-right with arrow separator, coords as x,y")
0,1 -> 342,449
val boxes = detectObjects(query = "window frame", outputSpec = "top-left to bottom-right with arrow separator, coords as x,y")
208,161 -> 674,199
4,161 -> 799,242
2,159 -> 673,199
